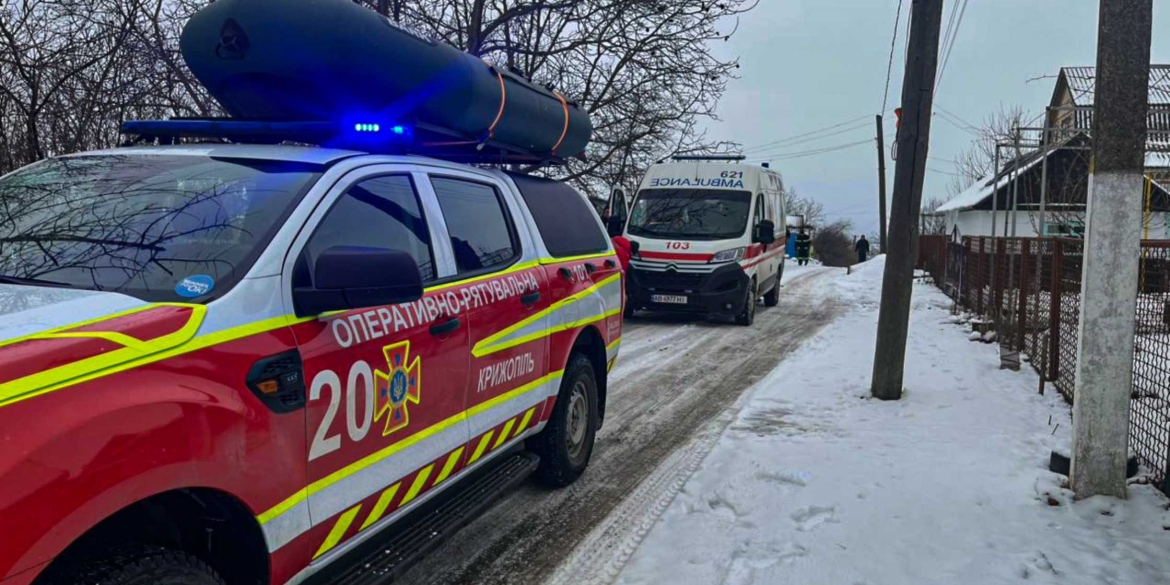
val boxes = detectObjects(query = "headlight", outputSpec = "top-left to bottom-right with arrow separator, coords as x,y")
710,247 -> 746,263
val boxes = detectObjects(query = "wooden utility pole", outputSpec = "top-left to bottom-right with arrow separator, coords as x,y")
876,115 -> 889,252
870,0 -> 944,401
1070,0 -> 1152,499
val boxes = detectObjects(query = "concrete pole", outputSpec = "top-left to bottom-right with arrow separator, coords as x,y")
877,115 -> 890,252
1070,0 -> 1152,499
870,0 -> 944,401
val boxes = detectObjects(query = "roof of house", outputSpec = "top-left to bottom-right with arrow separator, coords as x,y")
1058,65 -> 1170,107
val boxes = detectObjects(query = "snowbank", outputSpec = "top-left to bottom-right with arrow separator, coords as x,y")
610,257 -> 1170,585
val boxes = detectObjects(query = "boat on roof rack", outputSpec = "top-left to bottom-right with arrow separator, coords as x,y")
126,0 -> 593,166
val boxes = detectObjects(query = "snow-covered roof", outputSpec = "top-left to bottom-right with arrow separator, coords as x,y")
936,154 -> 1049,213
1060,65 -> 1170,107
1150,149 -> 1170,168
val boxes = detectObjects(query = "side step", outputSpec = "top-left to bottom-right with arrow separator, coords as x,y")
325,452 -> 539,585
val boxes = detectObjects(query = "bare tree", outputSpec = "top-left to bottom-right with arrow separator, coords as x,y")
783,186 -> 825,227
948,104 -> 1027,195
811,219 -> 854,267
920,195 -> 947,234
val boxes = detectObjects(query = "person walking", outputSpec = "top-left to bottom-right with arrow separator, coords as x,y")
855,234 -> 870,264
795,229 -> 812,266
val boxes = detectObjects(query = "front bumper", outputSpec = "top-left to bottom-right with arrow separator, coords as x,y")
627,263 -> 750,316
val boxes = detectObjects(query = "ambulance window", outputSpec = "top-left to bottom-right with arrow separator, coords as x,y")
754,194 -> 766,226
431,177 -> 518,274
305,175 -> 435,282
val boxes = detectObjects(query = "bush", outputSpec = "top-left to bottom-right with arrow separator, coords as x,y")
813,220 -> 856,267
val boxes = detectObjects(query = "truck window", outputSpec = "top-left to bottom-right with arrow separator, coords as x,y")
0,155 -> 319,302
304,174 -> 435,282
509,173 -> 609,258
628,189 -> 752,241
431,177 -> 518,274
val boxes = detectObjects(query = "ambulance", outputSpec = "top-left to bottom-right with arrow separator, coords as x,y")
624,156 -> 787,325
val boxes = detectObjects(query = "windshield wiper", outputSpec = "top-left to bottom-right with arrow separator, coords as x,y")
0,274 -> 77,288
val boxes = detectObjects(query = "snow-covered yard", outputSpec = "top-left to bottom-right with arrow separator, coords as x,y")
607,257 -> 1170,585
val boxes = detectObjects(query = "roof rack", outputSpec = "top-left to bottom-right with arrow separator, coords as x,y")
668,155 -> 747,162
119,117 -> 568,166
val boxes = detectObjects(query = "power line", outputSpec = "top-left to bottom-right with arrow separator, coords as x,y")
935,0 -> 970,91
739,114 -> 875,153
745,139 -> 873,163
880,0 -> 906,115
741,120 -> 872,154
935,104 -> 980,131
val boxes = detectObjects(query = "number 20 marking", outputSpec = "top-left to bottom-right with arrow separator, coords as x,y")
308,361 -> 376,461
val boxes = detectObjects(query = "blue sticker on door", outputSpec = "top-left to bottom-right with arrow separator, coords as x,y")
175,275 -> 215,298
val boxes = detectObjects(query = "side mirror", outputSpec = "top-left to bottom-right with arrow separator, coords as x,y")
606,215 -> 625,238
630,240 -> 641,255
757,219 -> 777,245
293,246 -> 423,317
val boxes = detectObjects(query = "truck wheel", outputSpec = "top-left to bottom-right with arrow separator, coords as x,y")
624,303 -> 635,320
41,545 -> 225,585
735,280 -> 757,326
763,279 -> 780,307
530,353 -> 598,487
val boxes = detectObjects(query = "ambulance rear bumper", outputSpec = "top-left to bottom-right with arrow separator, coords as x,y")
626,263 -> 749,316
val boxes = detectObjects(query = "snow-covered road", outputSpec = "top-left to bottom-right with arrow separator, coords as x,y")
392,260 -> 842,585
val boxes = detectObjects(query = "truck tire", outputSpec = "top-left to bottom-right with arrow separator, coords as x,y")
763,278 -> 780,307
41,545 -> 225,585
735,279 -> 757,326
529,353 -> 598,487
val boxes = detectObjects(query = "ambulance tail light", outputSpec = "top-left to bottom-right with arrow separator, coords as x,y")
710,247 -> 746,264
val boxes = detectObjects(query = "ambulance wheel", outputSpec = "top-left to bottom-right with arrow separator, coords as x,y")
42,545 -> 225,585
735,279 -> 757,326
624,303 -> 636,320
763,279 -> 780,307
530,353 -> 598,487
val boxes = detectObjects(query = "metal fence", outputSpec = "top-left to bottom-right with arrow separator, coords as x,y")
918,234 -> 1170,492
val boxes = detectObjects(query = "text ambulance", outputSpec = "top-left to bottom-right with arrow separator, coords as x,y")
623,156 -> 787,325
0,146 -> 621,585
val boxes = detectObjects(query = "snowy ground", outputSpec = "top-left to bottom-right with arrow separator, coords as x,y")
589,257 -> 1170,585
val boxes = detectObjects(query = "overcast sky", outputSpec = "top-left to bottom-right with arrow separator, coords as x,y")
705,0 -> 1170,236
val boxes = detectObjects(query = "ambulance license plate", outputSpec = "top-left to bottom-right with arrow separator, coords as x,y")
652,294 -> 688,305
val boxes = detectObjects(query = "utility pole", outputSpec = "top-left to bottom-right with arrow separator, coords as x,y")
1070,0 -> 1152,499
876,115 -> 889,252
870,0 -> 945,401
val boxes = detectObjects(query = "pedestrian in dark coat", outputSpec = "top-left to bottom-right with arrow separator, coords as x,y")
855,235 -> 871,264
795,229 -> 812,266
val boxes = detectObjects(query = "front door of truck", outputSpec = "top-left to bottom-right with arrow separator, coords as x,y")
287,170 -> 470,562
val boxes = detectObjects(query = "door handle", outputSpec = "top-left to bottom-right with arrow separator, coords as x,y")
521,291 -> 541,306
429,317 -> 461,336
605,259 -> 617,269
584,262 -> 597,274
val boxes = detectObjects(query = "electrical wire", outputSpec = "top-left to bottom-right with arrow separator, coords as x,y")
745,139 -> 873,163
739,114 -> 876,154
740,120 -> 872,154
881,0 -> 906,115
935,0 -> 970,91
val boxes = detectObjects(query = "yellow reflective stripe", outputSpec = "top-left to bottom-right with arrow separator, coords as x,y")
468,431 -> 494,465
288,370 -> 561,510
432,448 -> 464,487
0,305 -> 210,408
493,419 -> 516,450
312,505 -> 362,560
607,357 -> 617,372
0,302 -> 196,350
257,489 -> 308,525
30,331 -> 149,352
359,483 -> 401,531
399,464 -> 434,507
538,252 -> 616,266
472,273 -> 623,358
606,337 -> 621,353
513,408 -> 535,438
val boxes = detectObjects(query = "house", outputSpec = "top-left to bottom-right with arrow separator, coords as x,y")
940,65 -> 1170,239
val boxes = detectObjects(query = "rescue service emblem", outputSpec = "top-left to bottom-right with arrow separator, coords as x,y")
375,341 -> 421,436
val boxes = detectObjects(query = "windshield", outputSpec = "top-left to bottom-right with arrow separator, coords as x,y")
628,189 -> 751,240
0,155 -> 320,302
